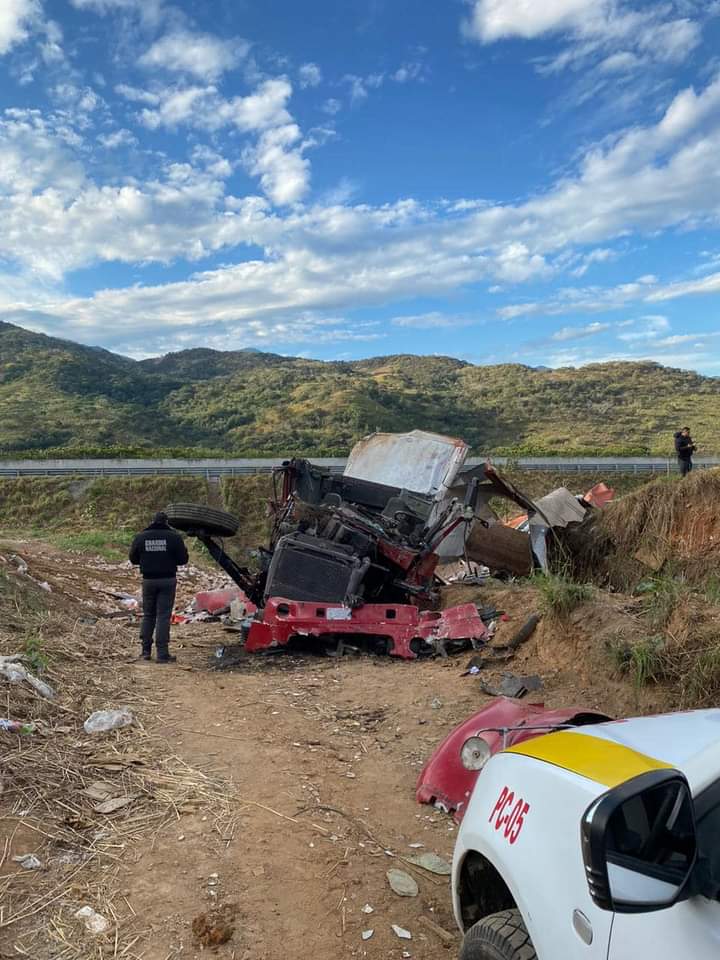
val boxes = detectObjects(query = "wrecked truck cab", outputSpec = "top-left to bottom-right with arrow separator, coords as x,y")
167,430 -> 497,659
451,710 -> 720,960
266,429 -> 471,607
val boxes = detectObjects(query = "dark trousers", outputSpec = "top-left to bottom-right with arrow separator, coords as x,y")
140,578 -> 177,655
679,458 -> 693,477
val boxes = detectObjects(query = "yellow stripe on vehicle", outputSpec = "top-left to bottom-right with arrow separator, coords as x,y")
505,731 -> 672,787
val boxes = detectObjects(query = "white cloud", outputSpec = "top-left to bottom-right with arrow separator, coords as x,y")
646,272 -> 720,302
464,0 -> 594,42
552,321 -> 611,341
617,315 -> 670,341
69,0 -> 165,27
0,0 -> 41,55
137,78 -> 294,133
243,124 -> 310,206
322,98 -> 342,115
98,128 -> 137,149
115,83 -> 160,105
570,247 -> 617,277
343,73 -> 384,103
298,62 -> 322,88
4,72 -> 720,348
39,18 -> 64,64
598,51 -> 642,74
463,0 -> 702,74
129,77 -> 311,204
138,30 -> 248,81
393,62 -> 426,84
391,312 -> 476,329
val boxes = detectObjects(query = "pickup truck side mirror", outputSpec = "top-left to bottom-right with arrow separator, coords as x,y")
581,769 -> 697,914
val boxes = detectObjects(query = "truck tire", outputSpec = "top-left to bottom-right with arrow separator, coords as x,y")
460,910 -> 537,960
165,503 -> 240,537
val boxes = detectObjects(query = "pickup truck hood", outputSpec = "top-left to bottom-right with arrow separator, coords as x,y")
510,709 -> 720,795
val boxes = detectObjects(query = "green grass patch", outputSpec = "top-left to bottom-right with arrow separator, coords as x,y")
609,635 -> 667,688
51,529 -> 134,561
683,645 -> 720,705
535,572 -> 593,619
635,574 -> 687,629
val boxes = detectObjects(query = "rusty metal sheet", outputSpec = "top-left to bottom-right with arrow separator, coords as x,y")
344,430 -> 468,497
465,521 -> 533,576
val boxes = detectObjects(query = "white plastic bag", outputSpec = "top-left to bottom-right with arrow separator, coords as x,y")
75,905 -> 111,935
83,708 -> 134,734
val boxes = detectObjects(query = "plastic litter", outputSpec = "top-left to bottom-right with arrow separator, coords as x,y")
361,904 -> 374,914
362,930 -> 374,941
75,905 -> 111,935
84,708 -> 134,734
392,924 -> 412,940
0,718 -> 35,735
13,853 -> 43,870
0,655 -> 55,699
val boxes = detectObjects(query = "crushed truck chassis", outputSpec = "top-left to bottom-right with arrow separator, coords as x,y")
244,598 -> 490,660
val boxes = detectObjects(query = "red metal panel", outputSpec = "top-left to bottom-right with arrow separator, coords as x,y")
415,699 -> 611,821
244,598 -> 488,659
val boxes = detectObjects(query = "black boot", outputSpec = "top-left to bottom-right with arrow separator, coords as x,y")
156,648 -> 176,663
140,644 -> 152,661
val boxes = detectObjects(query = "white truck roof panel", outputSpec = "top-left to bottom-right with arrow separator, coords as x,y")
344,430 -> 469,497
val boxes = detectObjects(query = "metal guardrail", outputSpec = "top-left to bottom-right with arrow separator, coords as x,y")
0,457 -> 718,478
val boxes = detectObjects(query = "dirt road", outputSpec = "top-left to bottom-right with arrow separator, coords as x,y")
124,634 -> 473,960
1,543 -> 674,960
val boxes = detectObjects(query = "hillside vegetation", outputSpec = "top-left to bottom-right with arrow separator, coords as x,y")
2,320 -> 717,456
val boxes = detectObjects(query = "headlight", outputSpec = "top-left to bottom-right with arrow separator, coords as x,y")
461,736 -> 491,771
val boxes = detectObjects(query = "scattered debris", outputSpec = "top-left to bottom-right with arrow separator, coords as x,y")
0,717 -> 35,734
392,924 -> 413,940
407,852 -> 452,876
0,654 -> 55,699
194,587 -> 257,616
191,909 -> 235,948
435,559 -> 489,585
430,697 -> 443,710
93,795 -> 135,815
419,914 -> 457,946
417,698 -> 613,821
387,868 -> 419,897
467,614 -> 540,669
13,853 -> 43,870
75,905 -> 111,936
83,707 -> 134,734
362,904 -> 375,914
479,674 -> 544,699
362,929 -> 374,941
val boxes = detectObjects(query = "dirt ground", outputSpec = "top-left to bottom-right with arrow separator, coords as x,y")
0,542 -> 677,960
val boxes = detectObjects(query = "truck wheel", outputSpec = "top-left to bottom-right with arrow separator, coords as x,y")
460,910 -> 537,960
165,503 -> 240,537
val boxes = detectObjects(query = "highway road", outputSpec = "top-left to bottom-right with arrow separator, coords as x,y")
1,456 -> 718,477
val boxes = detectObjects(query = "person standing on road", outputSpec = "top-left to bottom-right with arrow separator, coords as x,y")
674,426 -> 696,477
129,511 -> 188,662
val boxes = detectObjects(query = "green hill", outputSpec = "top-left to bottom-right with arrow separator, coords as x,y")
1,319 -> 717,457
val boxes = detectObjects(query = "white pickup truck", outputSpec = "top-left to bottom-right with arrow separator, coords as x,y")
451,710 -> 720,958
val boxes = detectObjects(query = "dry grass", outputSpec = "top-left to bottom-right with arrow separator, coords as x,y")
556,469 -> 720,591
600,469 -> 720,578
0,562 -> 234,959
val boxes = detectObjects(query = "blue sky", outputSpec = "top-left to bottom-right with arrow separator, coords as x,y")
2,0 -> 720,371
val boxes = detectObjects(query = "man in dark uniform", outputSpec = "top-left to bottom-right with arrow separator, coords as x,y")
129,511 -> 189,662
674,427 -> 696,477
